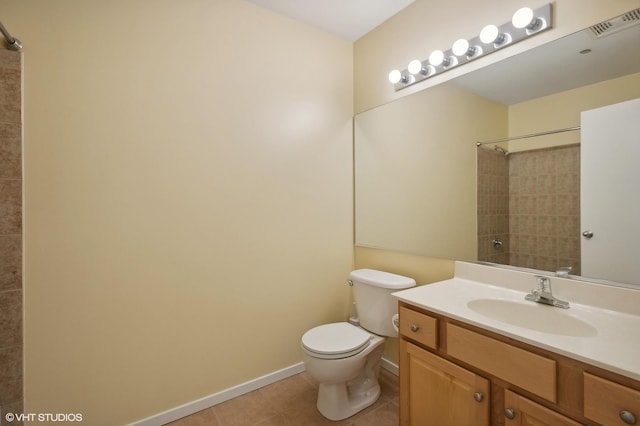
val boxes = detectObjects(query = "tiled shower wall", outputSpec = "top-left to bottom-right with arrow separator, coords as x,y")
477,148 -> 510,264
0,49 -> 23,422
478,145 -> 581,275
509,145 -> 581,274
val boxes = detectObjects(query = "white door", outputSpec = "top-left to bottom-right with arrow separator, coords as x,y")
581,98 -> 640,286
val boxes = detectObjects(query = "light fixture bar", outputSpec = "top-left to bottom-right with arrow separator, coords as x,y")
390,3 -> 552,91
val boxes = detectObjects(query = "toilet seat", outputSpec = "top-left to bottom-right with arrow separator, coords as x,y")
302,322 -> 371,359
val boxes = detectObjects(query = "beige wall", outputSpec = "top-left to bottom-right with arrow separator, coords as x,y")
5,0 -> 353,423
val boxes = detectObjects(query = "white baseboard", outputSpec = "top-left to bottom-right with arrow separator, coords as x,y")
129,357 -> 398,425
380,357 -> 399,376
128,362 -> 306,426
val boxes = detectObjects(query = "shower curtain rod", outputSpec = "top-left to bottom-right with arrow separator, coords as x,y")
0,20 -> 22,51
475,126 -> 580,147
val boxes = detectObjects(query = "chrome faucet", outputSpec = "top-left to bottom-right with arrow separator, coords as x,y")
524,275 -> 570,309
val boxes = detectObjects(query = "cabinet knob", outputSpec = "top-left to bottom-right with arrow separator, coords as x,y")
505,408 -> 516,420
473,392 -> 484,402
620,410 -> 637,425
410,324 -> 420,332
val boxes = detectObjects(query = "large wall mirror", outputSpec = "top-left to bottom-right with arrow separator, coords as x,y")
355,9 -> 640,287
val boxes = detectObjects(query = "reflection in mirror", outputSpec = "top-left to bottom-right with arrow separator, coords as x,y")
354,82 -> 506,261
354,9 -> 640,287
477,144 -> 581,275
475,16 -> 640,286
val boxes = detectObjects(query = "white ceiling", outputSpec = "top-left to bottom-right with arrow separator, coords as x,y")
244,0 -> 415,41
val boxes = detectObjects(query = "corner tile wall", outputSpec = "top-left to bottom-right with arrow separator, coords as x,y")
0,49 -> 23,423
477,148 -> 510,264
478,145 -> 581,274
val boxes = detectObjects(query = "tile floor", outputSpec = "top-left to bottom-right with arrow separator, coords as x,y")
166,368 -> 399,426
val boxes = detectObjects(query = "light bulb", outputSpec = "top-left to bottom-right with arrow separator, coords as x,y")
452,39 -> 470,57
512,7 -> 534,29
428,50 -> 444,66
388,69 -> 402,84
408,60 -> 423,75
480,25 -> 499,44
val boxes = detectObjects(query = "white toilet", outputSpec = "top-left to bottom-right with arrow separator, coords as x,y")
301,269 -> 416,421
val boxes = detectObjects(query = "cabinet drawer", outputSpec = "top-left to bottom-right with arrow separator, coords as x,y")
399,306 -> 437,349
584,372 -> 640,425
447,323 -> 556,402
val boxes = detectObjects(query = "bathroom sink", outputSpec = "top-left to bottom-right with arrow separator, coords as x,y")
393,262 -> 640,380
466,299 -> 598,337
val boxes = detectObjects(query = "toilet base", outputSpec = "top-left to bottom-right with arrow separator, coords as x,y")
315,344 -> 384,421
317,381 -> 381,421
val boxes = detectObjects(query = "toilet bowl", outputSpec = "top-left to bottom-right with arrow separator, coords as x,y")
301,269 -> 416,421
302,322 -> 385,421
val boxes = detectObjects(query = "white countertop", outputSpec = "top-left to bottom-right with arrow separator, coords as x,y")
393,262 -> 640,381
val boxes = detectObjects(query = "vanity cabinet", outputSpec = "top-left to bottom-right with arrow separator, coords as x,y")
398,302 -> 640,425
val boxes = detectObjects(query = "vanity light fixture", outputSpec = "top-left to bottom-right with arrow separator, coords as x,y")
479,24 -> 512,47
428,49 -> 445,66
388,69 -> 413,85
428,49 -> 458,69
512,7 -> 548,34
512,7 -> 534,28
452,38 -> 482,59
407,59 -> 422,74
407,59 -> 435,77
389,3 -> 552,91
429,50 -> 458,69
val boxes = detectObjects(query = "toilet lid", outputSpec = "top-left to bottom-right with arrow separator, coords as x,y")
302,322 -> 371,358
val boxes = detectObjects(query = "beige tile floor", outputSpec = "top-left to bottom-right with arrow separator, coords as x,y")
166,368 -> 399,426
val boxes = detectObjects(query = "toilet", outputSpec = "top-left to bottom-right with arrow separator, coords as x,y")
301,269 -> 416,421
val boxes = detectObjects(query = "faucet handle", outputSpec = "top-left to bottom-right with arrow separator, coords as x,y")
536,275 -> 548,285
535,275 -> 551,293
556,266 -> 572,278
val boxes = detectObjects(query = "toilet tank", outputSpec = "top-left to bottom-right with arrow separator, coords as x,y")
350,269 -> 416,337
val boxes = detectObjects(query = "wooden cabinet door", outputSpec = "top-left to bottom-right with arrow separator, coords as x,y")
400,339 -> 489,426
504,390 -> 581,426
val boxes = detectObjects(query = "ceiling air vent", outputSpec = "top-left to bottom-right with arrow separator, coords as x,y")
588,8 -> 640,39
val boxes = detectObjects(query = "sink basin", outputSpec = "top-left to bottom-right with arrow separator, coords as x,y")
467,299 -> 598,337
